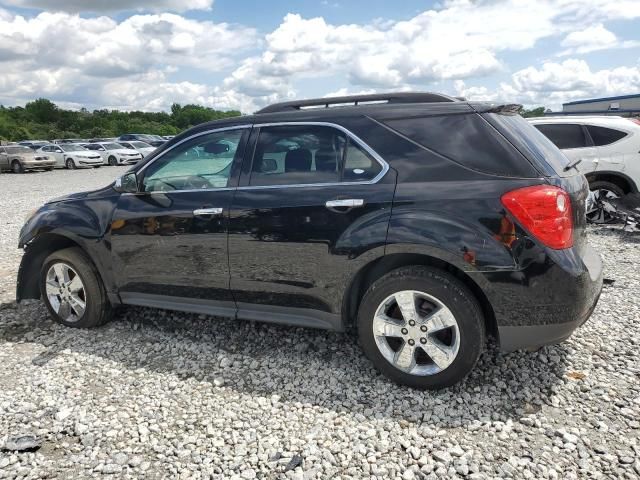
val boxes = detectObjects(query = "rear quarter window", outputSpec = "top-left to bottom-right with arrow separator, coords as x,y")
382,113 -> 538,177
586,125 -> 627,146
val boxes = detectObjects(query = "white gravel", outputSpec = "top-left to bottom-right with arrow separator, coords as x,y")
1,168 -> 639,479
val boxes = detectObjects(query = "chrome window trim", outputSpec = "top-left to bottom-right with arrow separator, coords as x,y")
126,121 -> 389,195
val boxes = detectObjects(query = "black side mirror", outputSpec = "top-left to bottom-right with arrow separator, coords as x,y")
114,172 -> 139,193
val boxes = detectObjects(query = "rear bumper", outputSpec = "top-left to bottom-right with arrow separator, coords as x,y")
23,160 -> 56,170
474,243 -> 603,351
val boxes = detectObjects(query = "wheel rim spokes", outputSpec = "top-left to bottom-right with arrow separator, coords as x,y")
46,262 -> 86,322
372,290 -> 460,376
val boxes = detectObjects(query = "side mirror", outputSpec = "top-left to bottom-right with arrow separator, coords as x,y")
114,172 -> 139,193
203,142 -> 230,154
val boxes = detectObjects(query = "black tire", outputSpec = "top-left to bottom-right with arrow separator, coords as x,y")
46,167 -> 54,171
40,247 -> 111,328
12,160 -> 24,173
357,266 -> 484,389
94,166 -> 101,169
589,180 -> 625,198
108,156 -> 118,166
66,158 -> 76,169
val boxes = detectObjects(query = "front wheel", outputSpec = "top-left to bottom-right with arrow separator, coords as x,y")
357,266 -> 484,389
12,160 -> 24,173
40,247 -> 111,328
108,156 -> 118,166
65,158 -> 76,169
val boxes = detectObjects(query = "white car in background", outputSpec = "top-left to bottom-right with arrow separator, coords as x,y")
82,142 -> 143,166
118,140 -> 156,158
38,143 -> 103,169
529,116 -> 640,222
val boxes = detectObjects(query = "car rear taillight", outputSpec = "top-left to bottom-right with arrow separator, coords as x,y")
628,118 -> 640,126
501,185 -> 573,249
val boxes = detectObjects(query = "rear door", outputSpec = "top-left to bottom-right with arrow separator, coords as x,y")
533,123 -> 596,173
0,147 -> 7,171
227,122 -> 395,329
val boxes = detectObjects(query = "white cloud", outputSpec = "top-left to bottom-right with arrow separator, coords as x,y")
0,0 -> 213,13
456,59 -> 640,110
557,24 -> 640,55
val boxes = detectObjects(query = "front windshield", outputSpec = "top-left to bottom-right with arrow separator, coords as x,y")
131,141 -> 152,148
6,146 -> 33,154
103,143 -> 125,150
60,144 -> 88,152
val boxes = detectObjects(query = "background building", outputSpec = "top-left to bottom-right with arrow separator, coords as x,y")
556,94 -> 640,117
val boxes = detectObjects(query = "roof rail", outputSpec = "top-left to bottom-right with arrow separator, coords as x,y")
256,92 -> 458,114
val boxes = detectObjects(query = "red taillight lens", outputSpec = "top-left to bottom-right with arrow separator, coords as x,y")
501,185 -> 573,249
628,118 -> 640,126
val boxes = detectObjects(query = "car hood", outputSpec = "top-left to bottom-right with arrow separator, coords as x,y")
70,151 -> 102,158
45,184 -> 116,205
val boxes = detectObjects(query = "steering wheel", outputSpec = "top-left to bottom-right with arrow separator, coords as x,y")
183,175 -> 211,189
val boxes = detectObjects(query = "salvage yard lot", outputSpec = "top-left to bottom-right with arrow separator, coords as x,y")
0,169 -> 639,479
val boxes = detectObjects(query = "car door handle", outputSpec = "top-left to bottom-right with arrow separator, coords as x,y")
325,199 -> 365,208
193,207 -> 223,216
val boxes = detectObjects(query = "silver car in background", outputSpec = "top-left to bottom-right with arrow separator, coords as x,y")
82,142 -> 143,166
0,145 -> 56,173
118,140 -> 156,158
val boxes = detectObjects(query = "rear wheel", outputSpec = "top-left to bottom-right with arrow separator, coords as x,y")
40,247 -> 111,328
357,266 -> 484,389
587,180 -> 624,224
65,158 -> 76,169
12,160 -> 24,173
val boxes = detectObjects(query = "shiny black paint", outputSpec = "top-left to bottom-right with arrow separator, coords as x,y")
17,101 -> 603,352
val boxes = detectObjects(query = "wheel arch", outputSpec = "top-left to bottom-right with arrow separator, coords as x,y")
17,233 -> 108,303
585,171 -> 638,194
341,252 -> 498,341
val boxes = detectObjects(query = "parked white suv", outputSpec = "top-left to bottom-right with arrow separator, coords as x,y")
529,116 -> 640,222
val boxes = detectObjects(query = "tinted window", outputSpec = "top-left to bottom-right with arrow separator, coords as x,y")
486,114 -> 571,176
533,124 -> 588,149
383,113 -> 537,177
250,125 -> 382,186
587,125 -> 627,146
142,129 -> 246,192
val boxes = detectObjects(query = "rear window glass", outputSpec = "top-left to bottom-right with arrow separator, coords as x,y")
485,114 -> 572,177
533,124 -> 589,149
586,125 -> 627,146
383,113 -> 537,177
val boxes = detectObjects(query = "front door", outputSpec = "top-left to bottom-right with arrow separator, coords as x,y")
227,123 -> 395,329
110,127 -> 250,316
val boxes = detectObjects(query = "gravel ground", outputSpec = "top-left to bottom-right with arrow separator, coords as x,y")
1,168 -> 639,479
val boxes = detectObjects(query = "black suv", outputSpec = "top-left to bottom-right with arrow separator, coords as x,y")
17,93 -> 603,389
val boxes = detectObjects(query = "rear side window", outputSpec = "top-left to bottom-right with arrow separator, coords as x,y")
533,124 -> 588,149
586,125 -> 627,146
383,113 -> 537,177
249,125 -> 381,186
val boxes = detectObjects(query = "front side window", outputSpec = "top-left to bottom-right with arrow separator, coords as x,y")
586,125 -> 627,146
249,125 -> 381,187
142,129 -> 245,192
533,124 -> 589,149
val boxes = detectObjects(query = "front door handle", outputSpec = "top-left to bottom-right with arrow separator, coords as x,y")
325,199 -> 365,210
193,207 -> 223,216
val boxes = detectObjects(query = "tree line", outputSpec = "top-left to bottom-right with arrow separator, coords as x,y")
0,98 -> 548,142
0,98 -> 242,141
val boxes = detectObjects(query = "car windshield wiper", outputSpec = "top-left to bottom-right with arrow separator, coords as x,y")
563,158 -> 582,172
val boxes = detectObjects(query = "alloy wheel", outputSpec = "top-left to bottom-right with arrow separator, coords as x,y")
45,262 -> 86,322
372,290 -> 460,376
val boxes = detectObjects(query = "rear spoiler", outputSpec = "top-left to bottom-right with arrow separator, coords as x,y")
469,103 -> 523,115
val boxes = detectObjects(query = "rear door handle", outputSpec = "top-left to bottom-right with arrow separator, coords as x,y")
325,199 -> 365,208
193,207 -> 223,216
